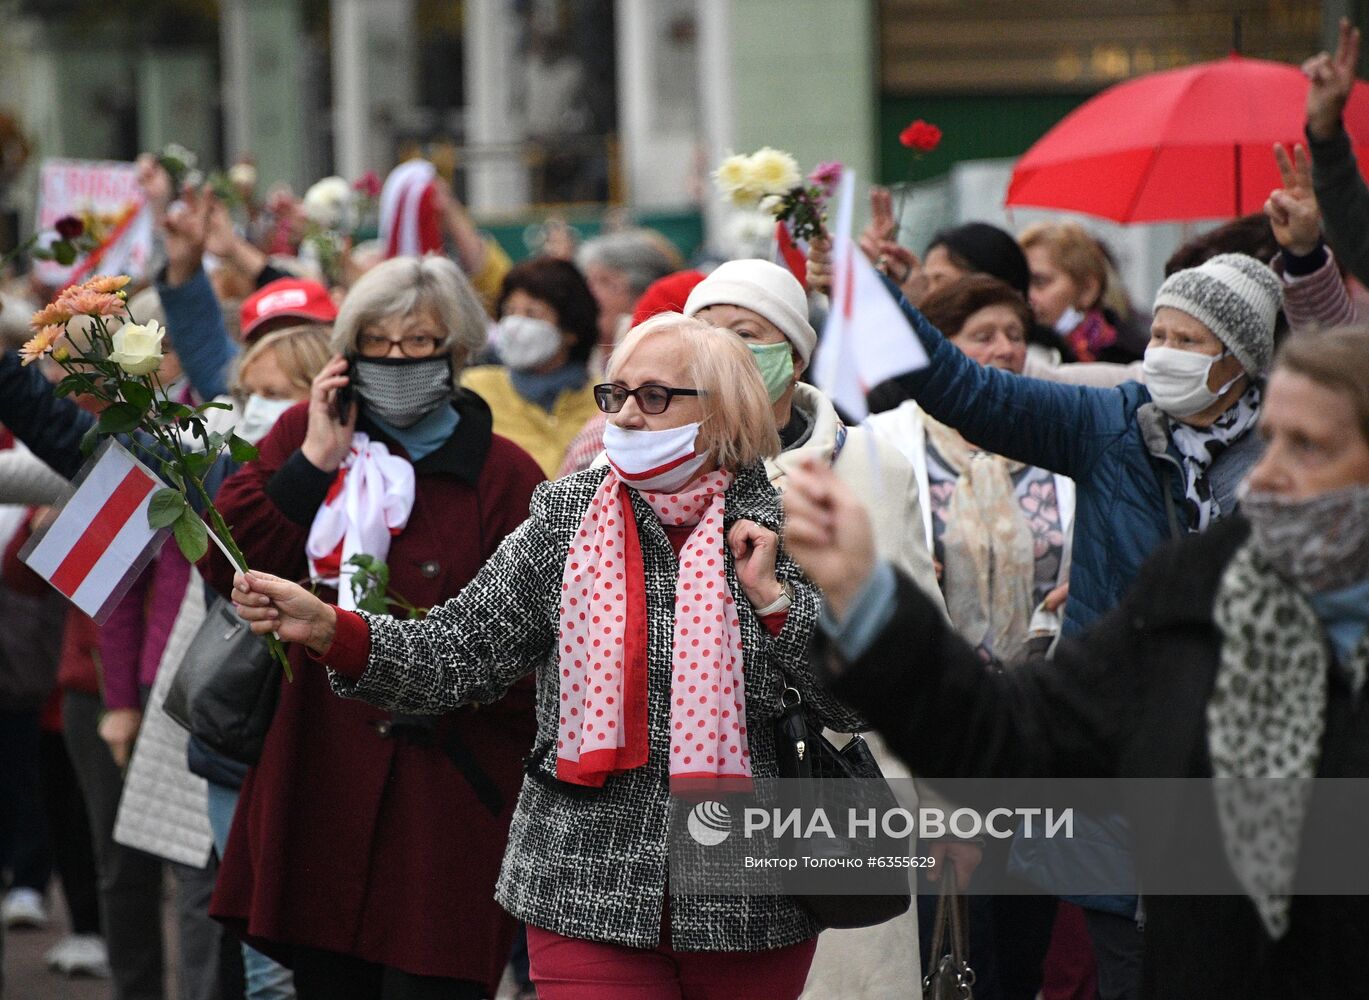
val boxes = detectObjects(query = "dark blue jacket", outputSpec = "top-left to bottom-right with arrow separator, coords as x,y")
883,284 -> 1263,637
157,266 -> 238,401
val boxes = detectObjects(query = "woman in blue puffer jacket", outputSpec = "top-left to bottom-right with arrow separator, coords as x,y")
864,252 -> 1282,1000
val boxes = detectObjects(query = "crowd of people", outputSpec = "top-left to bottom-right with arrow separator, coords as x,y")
1,21 -> 1368,1000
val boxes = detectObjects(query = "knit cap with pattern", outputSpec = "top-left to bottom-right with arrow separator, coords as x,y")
1152,253 -> 1282,376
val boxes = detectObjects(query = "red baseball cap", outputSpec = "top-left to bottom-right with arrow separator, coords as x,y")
240,278 -> 338,342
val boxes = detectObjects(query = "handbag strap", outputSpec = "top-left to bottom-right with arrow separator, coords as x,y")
927,863 -> 971,974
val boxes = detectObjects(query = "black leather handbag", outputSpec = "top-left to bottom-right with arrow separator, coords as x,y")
162,596 -> 281,765
772,686 -> 913,928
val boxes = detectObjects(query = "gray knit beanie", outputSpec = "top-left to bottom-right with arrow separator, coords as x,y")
1152,253 -> 1282,376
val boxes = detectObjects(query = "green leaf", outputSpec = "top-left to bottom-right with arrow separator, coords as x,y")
172,509 -> 209,562
53,241 -> 77,266
182,452 -> 214,479
228,434 -> 259,464
158,462 -> 185,490
147,488 -> 188,529
30,246 -> 54,261
204,431 -> 225,453
198,400 -> 232,412
79,424 -> 100,457
119,381 -> 153,410
54,374 -> 89,398
96,402 -> 142,435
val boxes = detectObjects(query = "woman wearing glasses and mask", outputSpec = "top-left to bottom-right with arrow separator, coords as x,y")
229,313 -> 864,999
199,255 -> 546,1000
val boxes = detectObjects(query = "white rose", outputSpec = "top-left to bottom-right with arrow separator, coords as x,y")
108,320 -> 165,377
759,194 -> 785,216
302,176 -> 353,229
229,162 -> 258,189
748,148 -> 802,196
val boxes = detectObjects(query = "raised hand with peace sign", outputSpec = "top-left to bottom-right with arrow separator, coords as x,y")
1265,144 -> 1321,257
1305,18 -> 1360,141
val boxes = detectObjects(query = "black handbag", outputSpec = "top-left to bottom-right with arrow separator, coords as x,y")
162,596 -> 281,765
922,864 -> 974,999
772,686 -> 913,929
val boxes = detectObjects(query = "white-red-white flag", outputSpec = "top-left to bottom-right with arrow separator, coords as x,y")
20,439 -> 169,624
812,170 -> 928,421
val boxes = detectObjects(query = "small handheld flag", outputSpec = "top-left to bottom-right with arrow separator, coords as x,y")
19,439 -> 171,624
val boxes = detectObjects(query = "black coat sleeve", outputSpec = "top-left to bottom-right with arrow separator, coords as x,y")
823,568 -> 1153,781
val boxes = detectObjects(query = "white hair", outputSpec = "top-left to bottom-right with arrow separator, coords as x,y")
331,255 -> 488,367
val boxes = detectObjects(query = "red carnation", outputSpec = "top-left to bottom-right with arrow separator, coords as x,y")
354,171 -> 382,199
54,216 -> 85,240
899,120 -> 942,153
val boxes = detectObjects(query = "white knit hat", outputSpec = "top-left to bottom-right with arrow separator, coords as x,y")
1152,253 -> 1282,376
683,259 -> 817,363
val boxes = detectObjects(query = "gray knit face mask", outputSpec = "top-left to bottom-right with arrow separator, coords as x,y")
1240,482 -> 1369,592
352,357 -> 453,428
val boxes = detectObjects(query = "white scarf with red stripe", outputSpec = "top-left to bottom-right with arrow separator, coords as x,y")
556,469 -> 752,796
305,434 -> 416,610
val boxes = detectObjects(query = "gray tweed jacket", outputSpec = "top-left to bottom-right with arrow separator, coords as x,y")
330,461 -> 863,951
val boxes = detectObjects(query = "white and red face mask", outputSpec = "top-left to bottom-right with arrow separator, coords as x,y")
602,422 -> 710,493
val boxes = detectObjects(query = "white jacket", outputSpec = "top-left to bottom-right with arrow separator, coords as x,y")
767,384 -> 945,612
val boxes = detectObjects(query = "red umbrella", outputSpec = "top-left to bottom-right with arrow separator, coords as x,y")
1005,54 -> 1369,223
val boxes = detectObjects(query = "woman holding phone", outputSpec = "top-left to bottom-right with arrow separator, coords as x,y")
199,255 -> 546,1000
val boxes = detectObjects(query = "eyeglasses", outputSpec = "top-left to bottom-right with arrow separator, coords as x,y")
356,333 -> 447,359
593,383 -> 702,415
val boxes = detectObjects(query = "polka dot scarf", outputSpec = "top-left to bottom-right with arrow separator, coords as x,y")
556,469 -> 752,796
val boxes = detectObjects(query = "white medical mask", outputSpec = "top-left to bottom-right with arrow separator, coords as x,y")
1142,346 -> 1242,418
603,421 -> 710,493
236,395 -> 295,445
497,314 -> 564,371
1054,305 -> 1085,334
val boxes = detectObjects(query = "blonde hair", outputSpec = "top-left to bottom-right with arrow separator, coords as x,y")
1019,221 -> 1109,309
232,324 -> 332,396
608,312 -> 779,472
331,255 -> 487,371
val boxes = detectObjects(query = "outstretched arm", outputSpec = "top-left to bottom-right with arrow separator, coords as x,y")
876,277 -> 1126,479
234,500 -> 561,714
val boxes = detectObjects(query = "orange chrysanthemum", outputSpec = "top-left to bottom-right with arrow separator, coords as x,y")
56,287 -> 125,319
83,275 -> 131,294
19,325 -> 63,366
30,301 -> 74,330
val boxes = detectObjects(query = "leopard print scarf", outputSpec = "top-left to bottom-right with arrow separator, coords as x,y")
1210,541 -> 1369,939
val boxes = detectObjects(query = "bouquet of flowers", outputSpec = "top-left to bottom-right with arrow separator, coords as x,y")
21,277 -> 292,676
713,148 -> 843,243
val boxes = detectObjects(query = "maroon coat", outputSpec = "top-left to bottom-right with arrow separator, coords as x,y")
201,392 -> 543,989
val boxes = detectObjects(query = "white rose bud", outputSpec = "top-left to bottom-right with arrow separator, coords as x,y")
108,320 -> 165,376
229,162 -> 258,189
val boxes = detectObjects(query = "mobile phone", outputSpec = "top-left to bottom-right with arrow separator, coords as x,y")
333,358 -> 355,423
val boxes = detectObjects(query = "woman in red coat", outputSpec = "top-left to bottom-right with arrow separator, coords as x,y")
201,256 -> 545,1000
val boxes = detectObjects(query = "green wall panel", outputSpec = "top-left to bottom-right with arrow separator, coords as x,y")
878,94 -> 1090,185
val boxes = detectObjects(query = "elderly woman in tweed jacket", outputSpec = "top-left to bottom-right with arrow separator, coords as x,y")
232,313 -> 861,999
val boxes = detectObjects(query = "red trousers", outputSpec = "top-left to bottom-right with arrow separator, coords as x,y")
526,923 -> 817,1000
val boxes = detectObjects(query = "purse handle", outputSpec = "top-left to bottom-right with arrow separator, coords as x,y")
926,861 -> 973,986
